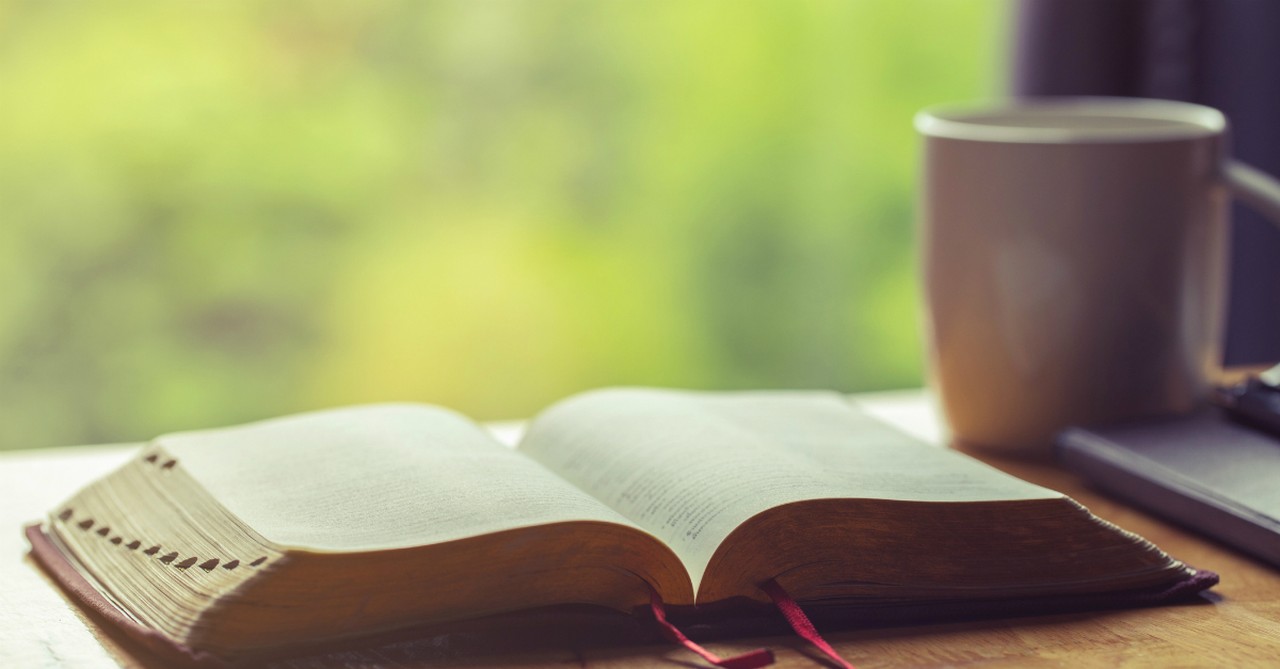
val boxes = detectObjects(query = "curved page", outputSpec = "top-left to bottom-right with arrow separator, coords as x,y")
157,404 -> 641,552
519,388 -> 1060,589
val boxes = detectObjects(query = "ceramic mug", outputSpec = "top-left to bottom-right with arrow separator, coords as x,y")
916,97 -> 1280,457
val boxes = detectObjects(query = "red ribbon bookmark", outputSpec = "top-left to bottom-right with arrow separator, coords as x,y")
760,578 -> 856,669
647,585 -> 775,669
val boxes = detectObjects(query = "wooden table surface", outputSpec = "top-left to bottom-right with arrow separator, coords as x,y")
3,391 -> 1279,668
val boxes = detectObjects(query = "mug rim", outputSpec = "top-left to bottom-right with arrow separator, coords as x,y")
915,96 -> 1226,144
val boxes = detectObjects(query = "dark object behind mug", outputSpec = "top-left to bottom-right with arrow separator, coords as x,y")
1012,0 -> 1280,366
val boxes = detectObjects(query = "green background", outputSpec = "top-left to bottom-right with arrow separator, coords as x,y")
0,0 -> 1008,449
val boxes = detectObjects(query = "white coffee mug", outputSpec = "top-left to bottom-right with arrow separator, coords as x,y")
916,97 -> 1280,457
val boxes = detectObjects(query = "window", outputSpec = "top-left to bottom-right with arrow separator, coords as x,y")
0,1 -> 1008,448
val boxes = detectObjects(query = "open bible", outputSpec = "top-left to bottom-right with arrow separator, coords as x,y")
27,388 -> 1215,665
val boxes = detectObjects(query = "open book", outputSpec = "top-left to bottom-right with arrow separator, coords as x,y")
27,388 -> 1214,664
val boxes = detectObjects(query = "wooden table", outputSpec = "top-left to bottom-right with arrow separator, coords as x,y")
3,391 -> 1279,668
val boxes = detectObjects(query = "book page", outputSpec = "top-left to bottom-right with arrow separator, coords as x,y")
518,388 -> 1060,588
156,404 -> 641,552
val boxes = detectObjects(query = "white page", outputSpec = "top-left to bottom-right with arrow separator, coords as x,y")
158,404 -> 639,551
518,388 -> 1059,588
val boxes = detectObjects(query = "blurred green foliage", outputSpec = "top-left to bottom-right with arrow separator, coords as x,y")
0,0 -> 1006,449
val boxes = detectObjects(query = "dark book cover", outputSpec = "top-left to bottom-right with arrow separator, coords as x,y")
1056,409 -> 1280,568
